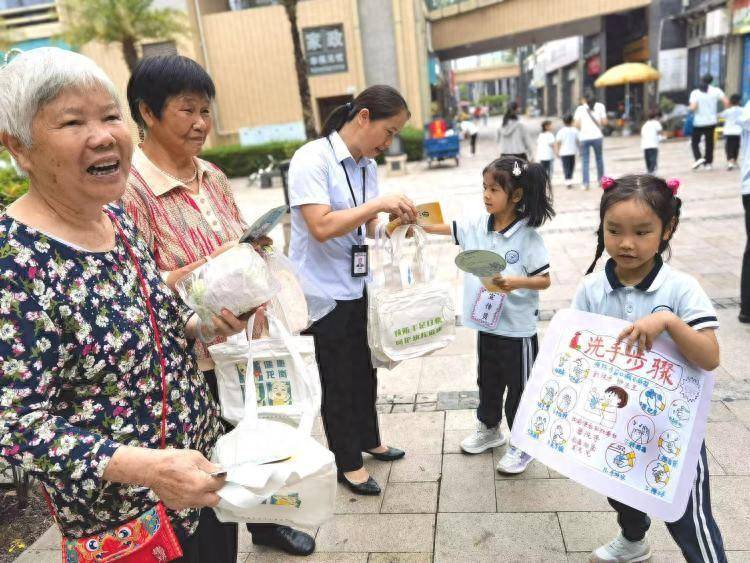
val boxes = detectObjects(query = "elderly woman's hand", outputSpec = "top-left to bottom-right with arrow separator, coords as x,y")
191,305 -> 265,342
250,236 -> 273,251
146,449 -> 226,510
210,307 -> 256,337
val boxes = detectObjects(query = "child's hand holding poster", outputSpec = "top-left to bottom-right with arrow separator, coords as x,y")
511,309 -> 713,522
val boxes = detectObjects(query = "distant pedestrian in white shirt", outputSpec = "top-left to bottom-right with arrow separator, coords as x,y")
720,93 -> 743,170
689,74 -> 729,170
574,92 -> 608,189
556,114 -> 579,188
461,119 -> 479,155
536,120 -> 555,180
640,109 -> 663,174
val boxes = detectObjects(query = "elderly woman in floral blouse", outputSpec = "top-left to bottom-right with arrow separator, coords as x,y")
0,48 -> 248,562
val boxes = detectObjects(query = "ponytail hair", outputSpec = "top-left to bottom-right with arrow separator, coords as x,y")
482,157 -> 555,228
585,174 -> 682,274
699,74 -> 713,93
502,101 -> 518,126
585,223 -> 606,275
321,84 -> 410,137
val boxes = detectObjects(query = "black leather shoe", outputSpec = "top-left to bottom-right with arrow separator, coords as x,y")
365,446 -> 405,461
739,312 -> 750,324
337,471 -> 381,495
251,525 -> 316,556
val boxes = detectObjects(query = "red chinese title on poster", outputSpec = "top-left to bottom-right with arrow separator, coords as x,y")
511,309 -> 713,522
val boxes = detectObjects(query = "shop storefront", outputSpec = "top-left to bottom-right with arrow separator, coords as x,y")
685,6 -> 729,91
733,0 -> 750,102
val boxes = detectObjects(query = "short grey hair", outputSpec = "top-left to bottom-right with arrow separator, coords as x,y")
0,47 -> 119,148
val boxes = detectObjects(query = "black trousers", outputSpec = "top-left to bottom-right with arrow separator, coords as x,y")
742,194 -> 750,315
608,444 -> 726,563
203,370 -> 281,539
175,506 -> 238,563
470,133 -> 478,154
560,155 -> 575,180
476,332 -> 538,430
725,135 -> 740,161
644,148 -> 658,173
540,159 -> 552,178
304,296 -> 380,471
691,125 -> 716,164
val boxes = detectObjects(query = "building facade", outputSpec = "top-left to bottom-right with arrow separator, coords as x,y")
0,0 -> 432,147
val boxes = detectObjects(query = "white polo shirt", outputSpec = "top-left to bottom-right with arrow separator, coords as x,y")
288,131 -> 379,301
571,256 -> 719,333
453,214 -> 550,337
689,86 -> 725,127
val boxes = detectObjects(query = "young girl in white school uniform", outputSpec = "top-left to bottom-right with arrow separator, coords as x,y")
423,156 -> 555,473
572,174 -> 727,563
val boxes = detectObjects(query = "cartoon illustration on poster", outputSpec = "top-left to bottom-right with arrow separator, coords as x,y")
511,309 -> 714,522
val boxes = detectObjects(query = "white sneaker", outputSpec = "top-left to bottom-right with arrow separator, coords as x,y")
496,445 -> 533,474
703,163 -> 713,170
692,158 -> 706,169
460,421 -> 507,454
590,533 -> 651,563
727,163 -> 735,170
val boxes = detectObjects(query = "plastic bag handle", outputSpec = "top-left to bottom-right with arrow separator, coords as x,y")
389,224 -> 430,288
240,310 -> 317,436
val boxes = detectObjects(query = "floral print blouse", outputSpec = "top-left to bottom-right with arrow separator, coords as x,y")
0,206 -> 222,541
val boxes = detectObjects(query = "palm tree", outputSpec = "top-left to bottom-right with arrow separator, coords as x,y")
59,0 -> 188,73
0,18 -> 11,54
280,0 -> 317,139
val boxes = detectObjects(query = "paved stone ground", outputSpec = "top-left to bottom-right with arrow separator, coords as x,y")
16,118 -> 750,562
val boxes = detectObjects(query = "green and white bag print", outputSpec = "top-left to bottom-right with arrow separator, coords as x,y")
368,225 -> 455,365
209,311 -> 321,428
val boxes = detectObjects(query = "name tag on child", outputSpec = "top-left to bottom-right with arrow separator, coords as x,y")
471,288 -> 506,329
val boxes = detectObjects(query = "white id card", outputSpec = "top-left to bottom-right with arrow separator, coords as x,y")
470,288 -> 506,329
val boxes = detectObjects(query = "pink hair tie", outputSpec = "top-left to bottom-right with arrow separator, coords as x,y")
666,178 -> 680,196
601,176 -> 615,190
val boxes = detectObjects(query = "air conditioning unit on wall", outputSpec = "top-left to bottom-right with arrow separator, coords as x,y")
706,8 -> 730,38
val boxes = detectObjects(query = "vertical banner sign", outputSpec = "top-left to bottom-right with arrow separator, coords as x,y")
303,24 -> 347,76
511,309 -> 713,522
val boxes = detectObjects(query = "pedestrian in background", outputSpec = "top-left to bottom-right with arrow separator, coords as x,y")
461,118 -> 479,156
737,100 -> 750,324
640,109 -> 663,174
689,74 -> 729,170
574,92 -> 607,190
498,102 -> 534,160
536,119 -> 555,180
556,114 -> 579,189
720,93 -> 743,170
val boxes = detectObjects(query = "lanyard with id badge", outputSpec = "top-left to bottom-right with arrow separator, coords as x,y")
455,250 -> 508,330
327,137 -> 369,278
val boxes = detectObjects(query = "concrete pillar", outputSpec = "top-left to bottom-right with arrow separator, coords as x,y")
357,0 -> 400,88
726,34 -> 743,97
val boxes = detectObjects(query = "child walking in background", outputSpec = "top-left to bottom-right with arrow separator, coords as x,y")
640,110 -> 663,174
572,174 -> 727,563
721,94 -> 743,170
422,157 -> 555,474
536,120 -> 555,180
556,114 -> 579,188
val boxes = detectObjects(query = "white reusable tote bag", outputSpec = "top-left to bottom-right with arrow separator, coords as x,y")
211,312 -> 336,528
367,225 -> 455,363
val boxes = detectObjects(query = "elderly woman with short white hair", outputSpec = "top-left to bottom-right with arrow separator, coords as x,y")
0,47 -> 246,562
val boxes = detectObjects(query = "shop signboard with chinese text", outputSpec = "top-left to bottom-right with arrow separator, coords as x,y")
303,24 -> 347,76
